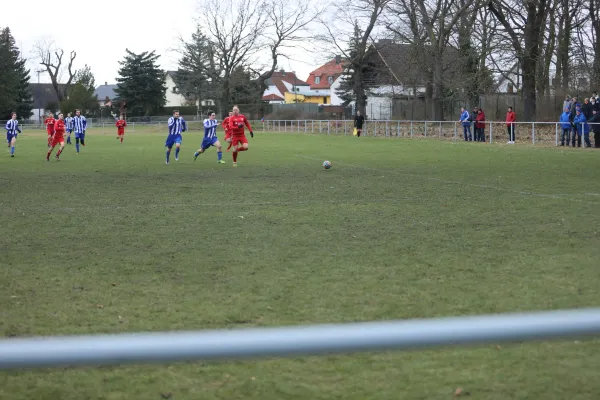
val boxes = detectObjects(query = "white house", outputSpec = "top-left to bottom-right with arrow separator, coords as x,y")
165,72 -> 189,107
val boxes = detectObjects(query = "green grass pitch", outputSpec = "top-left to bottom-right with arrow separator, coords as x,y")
1,128 -> 600,400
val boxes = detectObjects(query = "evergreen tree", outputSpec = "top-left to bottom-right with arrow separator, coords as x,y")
175,28 -> 215,105
60,64 -> 100,116
229,67 -> 262,106
115,49 -> 166,116
335,22 -> 368,108
0,27 -> 33,119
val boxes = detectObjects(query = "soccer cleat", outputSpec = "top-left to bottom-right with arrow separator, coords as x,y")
218,160 -> 226,164
10,154 -> 14,158
233,162 -> 237,167
46,155 -> 50,161
166,161 -> 169,165
175,157 -> 179,162
193,152 -> 199,161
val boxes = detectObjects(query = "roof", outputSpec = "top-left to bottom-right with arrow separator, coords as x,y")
263,71 -> 309,100
262,93 -> 285,101
29,83 -> 68,109
94,84 -> 118,101
363,40 -> 464,89
306,58 -> 345,89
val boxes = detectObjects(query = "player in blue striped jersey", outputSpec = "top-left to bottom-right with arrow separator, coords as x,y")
5,112 -> 21,157
165,110 -> 187,164
193,111 -> 225,164
73,109 -> 87,153
65,113 -> 74,145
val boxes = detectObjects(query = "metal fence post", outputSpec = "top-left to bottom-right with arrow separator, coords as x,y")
439,121 -> 442,138
532,122 -> 535,145
305,120 -> 307,133
555,123 -> 559,146
386,121 -> 389,137
581,123 -> 585,147
397,121 -> 400,137
327,121 -> 330,135
490,122 -> 493,144
454,122 -> 457,139
410,121 -> 413,137
424,121 -> 427,137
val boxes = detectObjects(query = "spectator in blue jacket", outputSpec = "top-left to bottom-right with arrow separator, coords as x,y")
459,107 -> 472,141
573,109 -> 592,147
559,106 -> 572,146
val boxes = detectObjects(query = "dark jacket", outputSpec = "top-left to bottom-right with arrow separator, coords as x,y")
354,115 -> 364,129
588,113 -> 600,133
581,102 -> 593,119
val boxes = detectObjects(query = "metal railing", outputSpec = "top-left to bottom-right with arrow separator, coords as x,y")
261,119 -> 599,147
7,119 -> 598,148
1,308 -> 599,370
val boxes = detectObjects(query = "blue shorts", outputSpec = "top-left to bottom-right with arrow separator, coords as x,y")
6,132 -> 16,142
165,134 -> 182,148
75,132 -> 85,139
201,136 -> 219,150
67,129 -> 72,134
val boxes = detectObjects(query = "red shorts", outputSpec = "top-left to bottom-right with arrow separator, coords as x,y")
224,131 -> 231,140
117,131 -> 125,136
47,134 -> 53,146
231,135 -> 248,146
51,134 -> 64,147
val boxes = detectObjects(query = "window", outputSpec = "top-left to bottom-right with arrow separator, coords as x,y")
328,76 -> 334,85
315,76 -> 320,84
323,97 -> 328,104
172,87 -> 178,94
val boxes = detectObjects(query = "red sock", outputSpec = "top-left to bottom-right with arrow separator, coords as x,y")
120,137 -> 123,143
56,148 -> 63,157
238,147 -> 248,152
47,148 -> 53,158
233,151 -> 238,162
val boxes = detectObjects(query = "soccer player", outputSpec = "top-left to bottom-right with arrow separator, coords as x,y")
44,113 -> 56,148
165,110 -> 187,164
116,115 -> 127,143
47,113 -> 66,161
5,112 -> 21,157
193,111 -> 225,163
65,112 -> 74,145
227,105 -> 254,167
223,111 -> 233,151
73,109 -> 87,153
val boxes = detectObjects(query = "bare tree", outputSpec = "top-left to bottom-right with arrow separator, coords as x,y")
319,0 -> 391,115
254,0 -> 320,90
32,38 -> 77,102
488,0 -> 551,121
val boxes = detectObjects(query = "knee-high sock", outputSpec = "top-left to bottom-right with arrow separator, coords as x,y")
56,147 -> 63,157
166,148 -> 171,163
10,145 -> 14,155
76,138 -> 80,152
217,151 -> 222,161
233,149 -> 238,162
175,147 -> 180,158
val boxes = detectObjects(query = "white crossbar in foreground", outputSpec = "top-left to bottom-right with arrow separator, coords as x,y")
1,308 -> 600,370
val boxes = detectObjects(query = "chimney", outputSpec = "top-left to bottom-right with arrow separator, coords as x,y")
105,81 -> 107,86
335,55 -> 341,65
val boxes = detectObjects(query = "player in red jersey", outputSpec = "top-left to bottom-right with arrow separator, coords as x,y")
223,111 -> 233,151
116,115 -> 127,143
44,113 -> 56,148
227,105 -> 254,167
47,113 -> 66,161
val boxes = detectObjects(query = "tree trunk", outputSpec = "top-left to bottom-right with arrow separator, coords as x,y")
431,59 -> 444,121
354,67 -> 367,116
590,0 -> 600,90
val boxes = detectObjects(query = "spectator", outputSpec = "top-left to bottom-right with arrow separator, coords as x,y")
559,106 -> 572,146
587,109 -> 600,147
475,108 -> 486,142
459,107 -> 472,141
594,97 -> 600,112
569,100 -> 580,138
573,109 -> 592,147
582,98 -> 593,120
563,95 -> 571,110
471,106 -> 478,135
506,106 -> 516,144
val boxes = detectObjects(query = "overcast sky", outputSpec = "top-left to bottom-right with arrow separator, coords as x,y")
2,0 -> 318,87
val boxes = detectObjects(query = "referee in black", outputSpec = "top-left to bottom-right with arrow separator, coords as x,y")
354,110 -> 365,137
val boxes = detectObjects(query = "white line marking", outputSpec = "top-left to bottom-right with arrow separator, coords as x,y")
296,155 -> 600,205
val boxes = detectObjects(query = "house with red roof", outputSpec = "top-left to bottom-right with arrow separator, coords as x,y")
262,71 -> 310,104
305,56 -> 345,105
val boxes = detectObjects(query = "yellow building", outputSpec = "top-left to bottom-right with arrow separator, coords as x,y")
284,88 -> 331,105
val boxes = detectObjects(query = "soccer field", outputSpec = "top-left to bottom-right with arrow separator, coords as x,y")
1,128 -> 600,400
